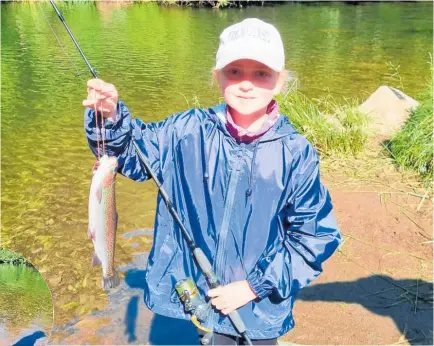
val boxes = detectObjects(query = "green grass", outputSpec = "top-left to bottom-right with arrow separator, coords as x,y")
277,91 -> 370,157
0,247 -> 33,266
384,73 -> 433,185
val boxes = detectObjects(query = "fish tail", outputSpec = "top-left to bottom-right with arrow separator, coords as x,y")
102,270 -> 120,290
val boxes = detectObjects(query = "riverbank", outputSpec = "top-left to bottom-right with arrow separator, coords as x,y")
158,1 -> 429,8
0,248 -> 35,267
159,0 -> 283,8
8,0 -> 428,5
285,81 -> 432,185
386,77 -> 433,185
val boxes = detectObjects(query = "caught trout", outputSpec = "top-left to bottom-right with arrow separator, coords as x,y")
88,154 -> 120,290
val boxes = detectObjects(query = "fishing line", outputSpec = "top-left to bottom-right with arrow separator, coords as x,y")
38,1 -> 106,159
92,87 -> 108,161
37,1 -> 84,79
99,95 -> 106,156
94,98 -> 101,161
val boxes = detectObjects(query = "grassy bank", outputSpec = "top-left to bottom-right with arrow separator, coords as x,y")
384,71 -> 433,185
8,0 -> 324,7
9,0 -> 286,6
159,1 -> 283,8
278,92 -> 370,157
278,81 -> 432,186
0,247 -> 34,267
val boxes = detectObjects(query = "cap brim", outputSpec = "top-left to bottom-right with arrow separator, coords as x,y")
215,45 -> 283,72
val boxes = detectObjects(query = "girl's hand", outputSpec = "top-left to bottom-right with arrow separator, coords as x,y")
82,78 -> 118,121
207,280 -> 257,315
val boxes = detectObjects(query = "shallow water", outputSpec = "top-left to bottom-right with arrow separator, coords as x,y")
1,1 -> 432,326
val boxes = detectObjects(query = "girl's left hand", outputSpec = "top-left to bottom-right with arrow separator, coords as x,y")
207,280 -> 257,315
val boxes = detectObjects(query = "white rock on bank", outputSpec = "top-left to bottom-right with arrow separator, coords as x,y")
358,86 -> 419,137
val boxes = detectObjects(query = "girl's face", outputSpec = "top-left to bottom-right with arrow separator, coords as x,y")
214,59 -> 286,116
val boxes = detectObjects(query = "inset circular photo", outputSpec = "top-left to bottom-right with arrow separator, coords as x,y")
0,248 -> 54,346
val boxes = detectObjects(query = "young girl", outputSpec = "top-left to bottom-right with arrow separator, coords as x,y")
83,18 -> 341,345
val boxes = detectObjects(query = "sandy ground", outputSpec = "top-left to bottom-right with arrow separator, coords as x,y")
48,178 -> 433,345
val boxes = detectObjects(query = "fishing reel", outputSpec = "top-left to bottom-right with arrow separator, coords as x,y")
175,278 -> 213,345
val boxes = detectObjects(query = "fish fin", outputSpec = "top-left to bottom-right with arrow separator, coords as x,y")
88,227 -> 95,241
92,160 -> 100,174
102,271 -> 120,290
91,252 -> 101,266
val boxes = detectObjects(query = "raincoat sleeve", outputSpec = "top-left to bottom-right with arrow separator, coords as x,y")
84,101 -> 196,182
247,142 -> 342,301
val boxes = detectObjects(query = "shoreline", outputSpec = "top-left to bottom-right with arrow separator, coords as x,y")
0,261 -> 37,269
4,1 -> 430,5
0,248 -> 36,268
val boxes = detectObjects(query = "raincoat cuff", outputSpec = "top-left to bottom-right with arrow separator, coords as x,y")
85,100 -> 132,142
247,272 -> 273,300
103,101 -> 123,126
85,100 -> 125,125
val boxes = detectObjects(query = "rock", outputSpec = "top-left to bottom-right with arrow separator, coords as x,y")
358,86 -> 419,137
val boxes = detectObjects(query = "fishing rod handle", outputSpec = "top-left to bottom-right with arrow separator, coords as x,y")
192,248 -> 218,287
192,248 -> 248,335
228,311 -> 247,334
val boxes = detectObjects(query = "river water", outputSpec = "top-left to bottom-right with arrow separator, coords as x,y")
1,1 -> 432,326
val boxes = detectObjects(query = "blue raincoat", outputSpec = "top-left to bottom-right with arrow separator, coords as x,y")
84,101 -> 341,339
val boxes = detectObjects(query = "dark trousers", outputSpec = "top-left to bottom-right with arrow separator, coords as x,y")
199,332 -> 278,345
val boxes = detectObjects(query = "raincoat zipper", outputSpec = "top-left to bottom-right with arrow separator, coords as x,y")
205,146 -> 244,331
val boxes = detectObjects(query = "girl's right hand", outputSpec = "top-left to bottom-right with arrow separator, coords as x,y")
83,78 -> 118,121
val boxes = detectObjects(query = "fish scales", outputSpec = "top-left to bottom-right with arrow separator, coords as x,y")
105,179 -> 116,279
88,155 -> 120,290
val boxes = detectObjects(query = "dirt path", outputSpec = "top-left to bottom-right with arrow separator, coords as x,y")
283,182 -> 432,345
49,178 -> 433,345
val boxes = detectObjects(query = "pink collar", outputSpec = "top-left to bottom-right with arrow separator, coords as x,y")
225,100 -> 280,142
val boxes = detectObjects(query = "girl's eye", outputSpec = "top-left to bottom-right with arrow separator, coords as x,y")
255,70 -> 270,78
226,68 -> 241,76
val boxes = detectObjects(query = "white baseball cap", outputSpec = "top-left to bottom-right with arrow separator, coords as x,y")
215,18 -> 285,72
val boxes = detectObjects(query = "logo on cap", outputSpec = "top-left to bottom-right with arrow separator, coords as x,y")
227,27 -> 271,43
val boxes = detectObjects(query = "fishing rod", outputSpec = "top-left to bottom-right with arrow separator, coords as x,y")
47,1 -> 252,344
